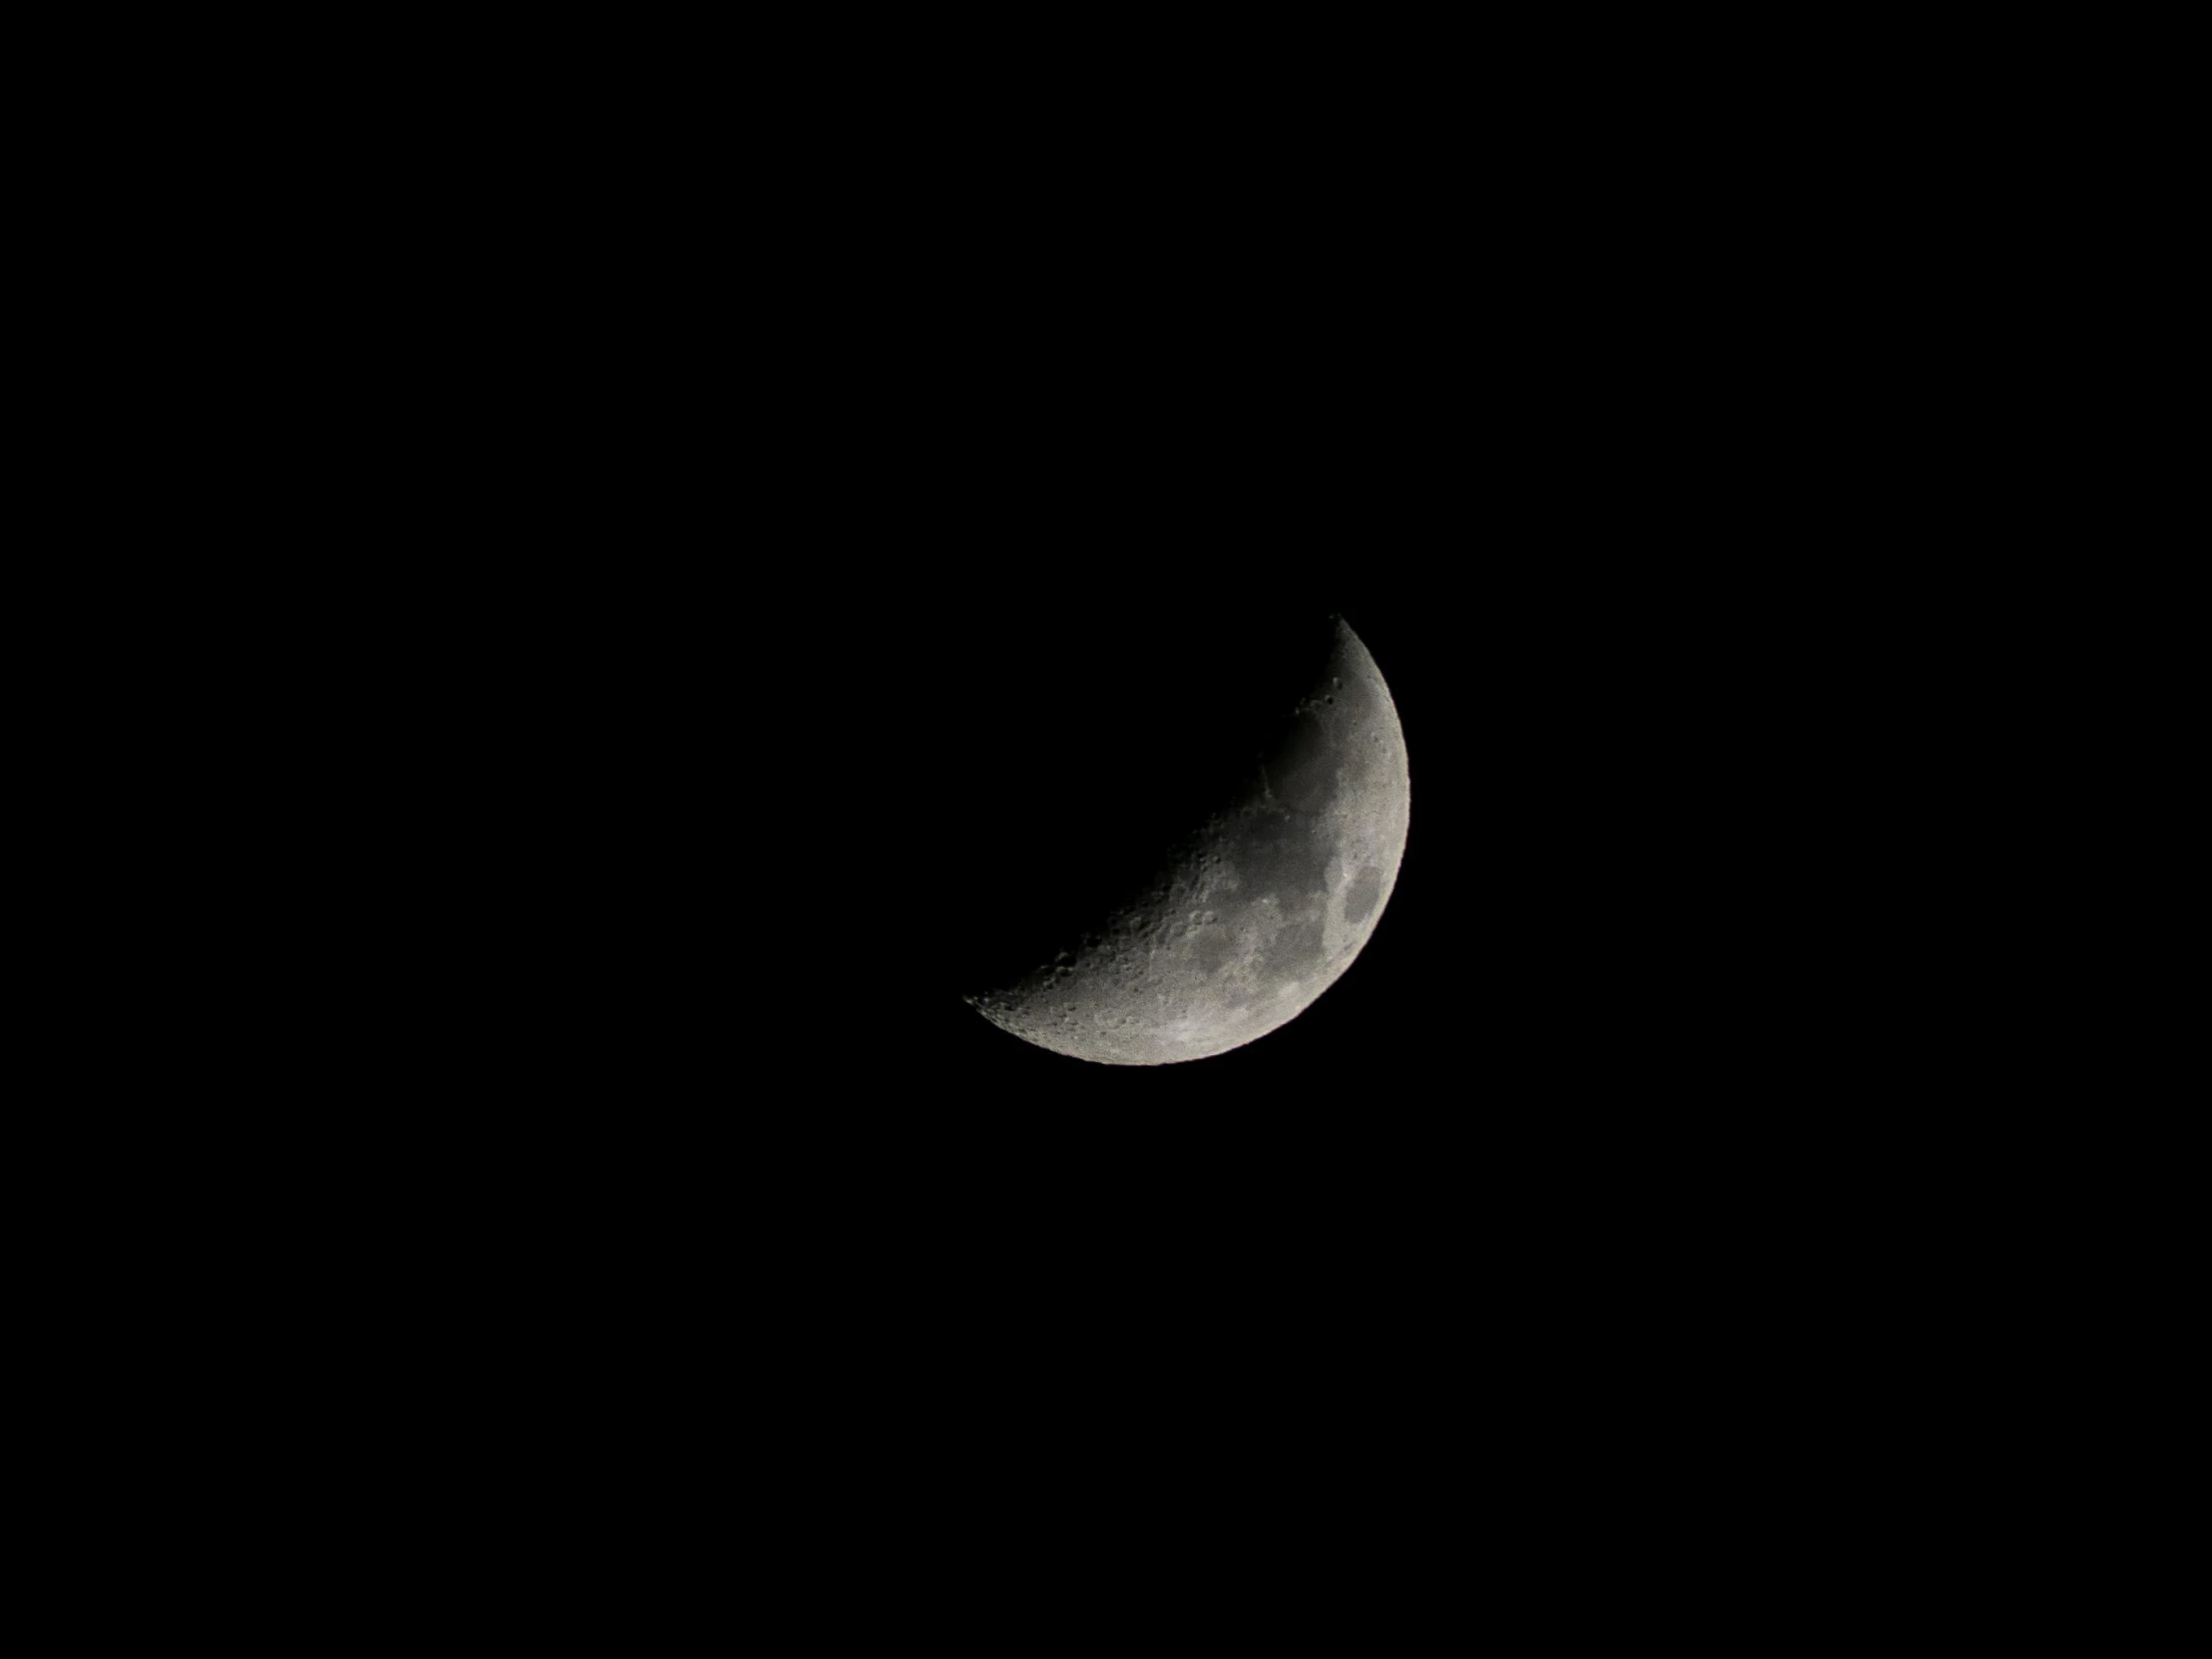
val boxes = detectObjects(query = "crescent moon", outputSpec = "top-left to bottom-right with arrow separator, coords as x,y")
969,616 -> 1409,1065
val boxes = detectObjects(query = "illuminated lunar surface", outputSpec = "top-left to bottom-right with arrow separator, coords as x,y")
970,617 -> 1409,1065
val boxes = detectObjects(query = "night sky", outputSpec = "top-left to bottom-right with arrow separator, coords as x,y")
169,25 -> 1990,1583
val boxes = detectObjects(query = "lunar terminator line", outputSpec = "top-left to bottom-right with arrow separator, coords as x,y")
968,616 -> 1409,1064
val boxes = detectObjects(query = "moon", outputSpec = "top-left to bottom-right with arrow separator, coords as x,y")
968,616 -> 1409,1065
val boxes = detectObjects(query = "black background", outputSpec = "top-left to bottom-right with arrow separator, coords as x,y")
268,57 -> 1970,1529
68,20 -> 2092,1600
362,197 -> 1890,1362
353,513 -> 1908,1522
438,493 -> 1875,1260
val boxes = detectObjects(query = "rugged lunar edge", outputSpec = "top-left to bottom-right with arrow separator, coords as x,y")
969,616 -> 1410,1065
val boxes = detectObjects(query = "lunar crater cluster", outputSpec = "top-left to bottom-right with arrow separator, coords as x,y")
969,617 -> 1409,1065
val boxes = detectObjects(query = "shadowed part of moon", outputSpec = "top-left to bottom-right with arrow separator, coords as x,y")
968,617 -> 1409,1065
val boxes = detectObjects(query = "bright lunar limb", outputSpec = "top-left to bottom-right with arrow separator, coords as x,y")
969,616 -> 1409,1065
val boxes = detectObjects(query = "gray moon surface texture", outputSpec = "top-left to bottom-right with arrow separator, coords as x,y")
970,617 -> 1409,1065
